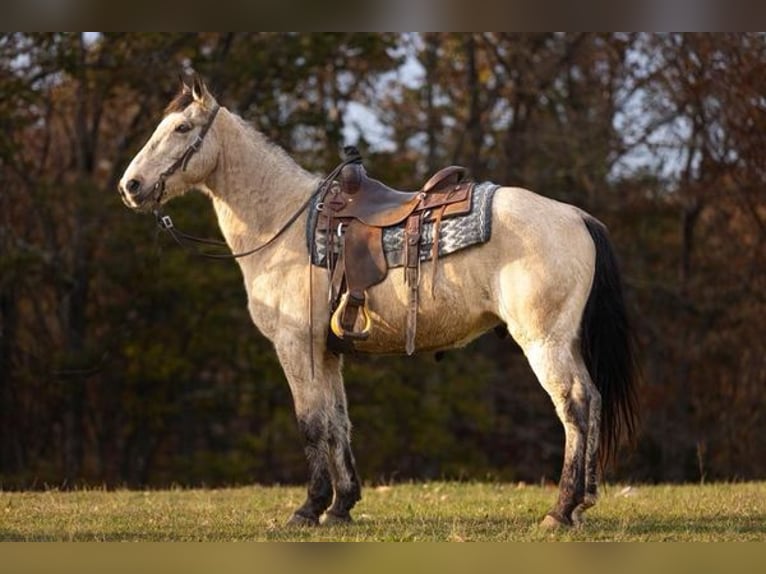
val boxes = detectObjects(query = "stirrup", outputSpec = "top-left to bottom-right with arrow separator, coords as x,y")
330,292 -> 372,340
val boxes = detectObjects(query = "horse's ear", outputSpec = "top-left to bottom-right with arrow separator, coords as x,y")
191,74 -> 211,104
179,73 -> 192,94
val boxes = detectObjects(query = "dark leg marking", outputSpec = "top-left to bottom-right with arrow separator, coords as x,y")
289,416 -> 333,525
548,390 -> 589,525
325,403 -> 361,523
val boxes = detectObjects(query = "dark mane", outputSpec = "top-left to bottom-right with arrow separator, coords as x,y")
164,90 -> 194,116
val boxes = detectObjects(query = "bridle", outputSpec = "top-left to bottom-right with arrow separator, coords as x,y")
152,103 -> 220,205
150,104 -> 356,260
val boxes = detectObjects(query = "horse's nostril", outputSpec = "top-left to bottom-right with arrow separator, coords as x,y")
126,178 -> 142,194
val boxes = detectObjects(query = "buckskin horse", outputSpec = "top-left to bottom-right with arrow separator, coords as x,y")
118,76 -> 638,529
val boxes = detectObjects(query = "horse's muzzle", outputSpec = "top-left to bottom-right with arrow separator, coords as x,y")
118,176 -> 160,211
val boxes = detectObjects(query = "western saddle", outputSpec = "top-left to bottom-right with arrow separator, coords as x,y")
317,148 -> 475,354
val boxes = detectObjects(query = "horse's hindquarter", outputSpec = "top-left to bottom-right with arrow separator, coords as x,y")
490,186 -> 596,348
355,186 -> 596,354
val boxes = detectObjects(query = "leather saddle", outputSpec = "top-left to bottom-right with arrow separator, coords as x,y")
317,149 -> 475,354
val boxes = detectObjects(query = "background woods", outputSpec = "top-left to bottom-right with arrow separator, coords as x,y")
1,33 -> 764,488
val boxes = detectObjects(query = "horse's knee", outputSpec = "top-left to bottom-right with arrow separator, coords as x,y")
298,413 -> 327,444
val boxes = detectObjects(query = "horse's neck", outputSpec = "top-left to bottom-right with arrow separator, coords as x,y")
203,110 -> 318,255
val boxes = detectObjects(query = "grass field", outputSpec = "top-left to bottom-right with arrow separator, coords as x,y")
1,482 -> 765,541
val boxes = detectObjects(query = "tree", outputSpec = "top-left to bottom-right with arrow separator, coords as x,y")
1,33 -> 764,488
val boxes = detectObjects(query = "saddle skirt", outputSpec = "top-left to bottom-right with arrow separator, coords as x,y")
307,181 -> 499,269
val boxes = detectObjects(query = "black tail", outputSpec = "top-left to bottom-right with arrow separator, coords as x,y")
580,216 -> 640,466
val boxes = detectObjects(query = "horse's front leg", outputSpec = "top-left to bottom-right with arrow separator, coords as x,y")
324,385 -> 362,524
275,336 -> 360,526
288,412 -> 334,526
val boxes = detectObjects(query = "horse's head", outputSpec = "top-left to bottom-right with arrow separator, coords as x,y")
119,76 -> 221,211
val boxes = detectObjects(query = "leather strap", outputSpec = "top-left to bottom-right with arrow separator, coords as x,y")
430,205 -> 447,297
404,212 -> 423,355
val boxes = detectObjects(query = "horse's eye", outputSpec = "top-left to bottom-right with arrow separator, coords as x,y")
175,123 -> 192,134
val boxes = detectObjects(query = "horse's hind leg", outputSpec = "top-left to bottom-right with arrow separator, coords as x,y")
525,340 -> 592,527
571,353 -> 601,526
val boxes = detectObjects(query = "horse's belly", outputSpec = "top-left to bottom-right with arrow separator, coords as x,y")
351,257 -> 501,354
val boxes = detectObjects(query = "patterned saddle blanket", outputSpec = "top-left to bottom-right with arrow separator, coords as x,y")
307,181 -> 499,268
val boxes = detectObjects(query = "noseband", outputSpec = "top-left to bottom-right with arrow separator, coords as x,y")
152,104 -> 220,203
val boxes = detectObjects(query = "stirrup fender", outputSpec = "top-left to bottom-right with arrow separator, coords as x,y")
330,292 -> 372,340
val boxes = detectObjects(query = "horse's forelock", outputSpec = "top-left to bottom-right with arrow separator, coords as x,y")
164,90 -> 194,116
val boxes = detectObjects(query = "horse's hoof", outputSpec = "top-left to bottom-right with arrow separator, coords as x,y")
539,513 -> 571,530
322,511 -> 352,526
286,512 -> 319,527
571,494 -> 597,527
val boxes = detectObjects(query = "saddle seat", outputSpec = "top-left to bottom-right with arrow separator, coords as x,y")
318,156 -> 475,354
330,164 -> 469,227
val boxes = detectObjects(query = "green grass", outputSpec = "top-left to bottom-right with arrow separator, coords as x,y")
1,482 -> 764,541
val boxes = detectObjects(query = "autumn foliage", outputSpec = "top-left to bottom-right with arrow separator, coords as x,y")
1,33 -> 764,488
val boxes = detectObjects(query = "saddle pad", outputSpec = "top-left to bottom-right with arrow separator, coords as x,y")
307,181 -> 500,268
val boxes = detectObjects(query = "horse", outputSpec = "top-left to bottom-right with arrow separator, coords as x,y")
118,76 -> 638,529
